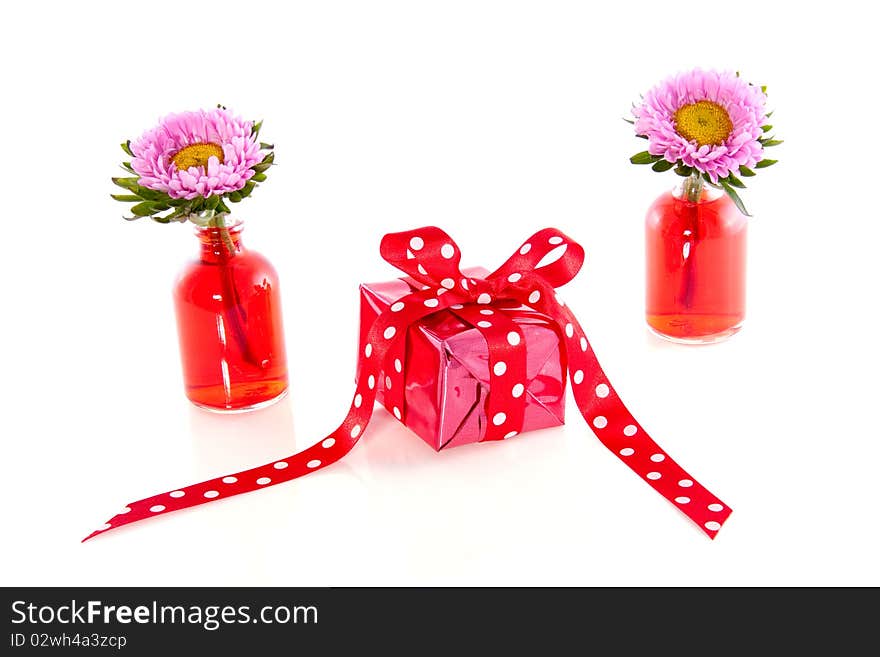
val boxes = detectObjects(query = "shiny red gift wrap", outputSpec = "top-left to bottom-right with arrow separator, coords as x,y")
358,266 -> 566,450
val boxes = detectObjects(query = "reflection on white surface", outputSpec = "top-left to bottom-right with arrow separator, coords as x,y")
188,395 -> 298,477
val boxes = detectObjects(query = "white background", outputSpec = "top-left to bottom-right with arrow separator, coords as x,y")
1,1 -> 878,586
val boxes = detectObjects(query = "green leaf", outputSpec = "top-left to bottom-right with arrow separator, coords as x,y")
251,172 -> 268,182
121,141 -> 133,156
724,173 -> 746,189
755,159 -> 778,168
674,164 -> 693,177
259,142 -> 274,150
216,200 -> 231,215
761,85 -> 767,93
112,176 -> 140,189
188,212 -> 212,227
239,181 -> 256,198
157,207 -> 185,223
206,194 -> 220,211
738,166 -> 756,177
227,191 -> 243,203
702,173 -> 722,189
110,193 -> 141,202
120,161 -> 135,174
765,110 -> 774,118
761,124 -> 773,133
251,120 -> 263,137
622,117 -> 635,124
131,186 -> 164,201
130,202 -> 157,217
630,151 -> 660,165
651,159 -> 674,172
719,179 -> 751,217
761,139 -> 784,147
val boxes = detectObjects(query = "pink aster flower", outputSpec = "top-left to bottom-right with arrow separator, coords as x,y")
632,69 -> 768,183
130,108 -> 263,200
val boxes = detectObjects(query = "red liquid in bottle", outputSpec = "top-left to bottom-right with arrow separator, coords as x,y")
173,220 -> 289,411
645,186 -> 747,342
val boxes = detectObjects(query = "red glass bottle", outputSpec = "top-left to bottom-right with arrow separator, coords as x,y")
173,218 -> 289,411
645,177 -> 747,343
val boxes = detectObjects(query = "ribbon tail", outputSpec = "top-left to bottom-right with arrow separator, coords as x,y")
84,283 -> 460,542
82,399 -> 375,542
559,307 -> 732,538
574,356 -> 732,538
499,230 -> 732,539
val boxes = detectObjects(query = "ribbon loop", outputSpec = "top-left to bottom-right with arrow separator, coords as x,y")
380,227 -> 467,293
488,228 -> 585,291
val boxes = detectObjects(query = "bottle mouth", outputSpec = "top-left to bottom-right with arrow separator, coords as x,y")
194,217 -> 243,236
671,181 -> 723,204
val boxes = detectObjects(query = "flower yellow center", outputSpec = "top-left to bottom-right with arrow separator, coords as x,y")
673,101 -> 733,146
171,142 -> 224,171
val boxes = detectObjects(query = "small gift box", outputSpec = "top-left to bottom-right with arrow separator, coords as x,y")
357,266 -> 567,450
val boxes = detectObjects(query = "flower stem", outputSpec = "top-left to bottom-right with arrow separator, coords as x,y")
679,173 -> 703,312
206,212 -> 260,367
683,171 -> 704,204
209,212 -> 238,258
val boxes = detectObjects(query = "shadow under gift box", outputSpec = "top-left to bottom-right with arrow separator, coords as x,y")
356,266 -> 567,451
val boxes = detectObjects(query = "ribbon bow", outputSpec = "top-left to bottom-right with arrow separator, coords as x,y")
85,227 -> 731,541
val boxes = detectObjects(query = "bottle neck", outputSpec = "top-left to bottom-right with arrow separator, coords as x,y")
672,173 -> 722,205
196,219 -> 245,263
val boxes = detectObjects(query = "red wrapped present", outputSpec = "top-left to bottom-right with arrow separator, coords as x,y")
86,227 -> 732,541
357,266 -> 566,450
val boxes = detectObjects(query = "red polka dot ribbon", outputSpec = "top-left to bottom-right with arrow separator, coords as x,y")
85,227 -> 731,542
